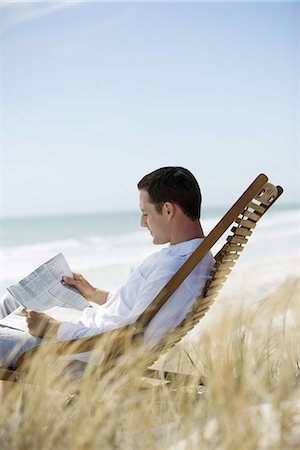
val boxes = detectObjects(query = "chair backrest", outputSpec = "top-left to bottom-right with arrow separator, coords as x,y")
142,179 -> 283,365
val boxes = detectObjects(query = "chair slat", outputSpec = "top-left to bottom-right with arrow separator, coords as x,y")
258,198 -> 275,206
213,269 -> 231,279
227,235 -> 248,245
205,284 -> 224,294
231,227 -> 252,237
235,218 -> 256,229
222,243 -> 245,252
254,183 -> 280,206
207,278 -> 225,287
215,260 -> 236,269
242,210 -> 261,221
247,201 -> 266,214
222,253 -> 240,261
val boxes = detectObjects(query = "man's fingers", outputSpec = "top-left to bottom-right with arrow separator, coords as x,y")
73,273 -> 84,282
62,276 -> 76,286
22,308 -> 31,317
63,273 -> 84,287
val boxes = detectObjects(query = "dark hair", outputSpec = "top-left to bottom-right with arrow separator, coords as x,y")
137,166 -> 201,220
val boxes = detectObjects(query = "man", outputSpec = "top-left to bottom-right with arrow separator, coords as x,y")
0,167 -> 215,368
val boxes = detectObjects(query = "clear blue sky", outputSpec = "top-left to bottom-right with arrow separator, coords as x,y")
1,1 -> 299,217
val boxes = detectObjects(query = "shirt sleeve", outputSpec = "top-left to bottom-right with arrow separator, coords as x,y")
57,322 -> 97,340
56,253 -> 213,342
56,267 -> 175,341
56,319 -> 120,341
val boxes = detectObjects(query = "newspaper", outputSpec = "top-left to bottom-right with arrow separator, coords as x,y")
0,253 -> 90,332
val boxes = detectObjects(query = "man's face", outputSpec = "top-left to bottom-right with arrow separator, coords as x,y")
139,190 -> 170,245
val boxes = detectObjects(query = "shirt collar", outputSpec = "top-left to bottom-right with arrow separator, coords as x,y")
164,238 -> 204,257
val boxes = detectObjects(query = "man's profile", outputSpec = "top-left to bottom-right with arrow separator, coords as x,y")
0,167 -> 215,368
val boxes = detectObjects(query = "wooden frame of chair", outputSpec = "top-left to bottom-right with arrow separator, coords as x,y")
0,174 -> 283,387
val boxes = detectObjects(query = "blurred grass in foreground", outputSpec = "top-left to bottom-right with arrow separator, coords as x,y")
0,278 -> 299,450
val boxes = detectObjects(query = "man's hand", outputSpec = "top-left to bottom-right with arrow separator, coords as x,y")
22,309 -> 61,338
63,273 -> 108,305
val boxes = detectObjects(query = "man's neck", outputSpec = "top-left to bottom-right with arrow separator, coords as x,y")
169,220 -> 205,245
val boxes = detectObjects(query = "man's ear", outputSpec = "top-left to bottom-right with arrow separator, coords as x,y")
163,202 -> 175,220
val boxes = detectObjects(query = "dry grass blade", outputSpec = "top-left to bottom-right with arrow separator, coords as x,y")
0,278 -> 299,450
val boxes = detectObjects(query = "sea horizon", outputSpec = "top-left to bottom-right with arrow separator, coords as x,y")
2,201 -> 298,220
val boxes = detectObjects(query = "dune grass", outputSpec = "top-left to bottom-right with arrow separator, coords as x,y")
0,277 -> 299,450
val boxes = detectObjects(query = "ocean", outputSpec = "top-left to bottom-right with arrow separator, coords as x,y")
1,205 -> 299,301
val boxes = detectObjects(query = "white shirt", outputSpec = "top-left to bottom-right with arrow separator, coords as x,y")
57,238 -> 215,347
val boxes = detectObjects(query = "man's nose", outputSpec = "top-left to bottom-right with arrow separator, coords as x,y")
141,216 -> 147,228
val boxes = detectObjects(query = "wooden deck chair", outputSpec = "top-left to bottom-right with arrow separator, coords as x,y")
0,174 -> 283,388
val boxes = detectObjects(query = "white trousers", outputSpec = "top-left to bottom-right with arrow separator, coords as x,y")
0,291 -> 20,319
0,292 -> 92,370
0,291 -> 42,368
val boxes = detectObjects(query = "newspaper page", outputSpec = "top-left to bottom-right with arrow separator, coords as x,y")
0,253 -> 91,332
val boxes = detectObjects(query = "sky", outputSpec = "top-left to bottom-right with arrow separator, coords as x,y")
1,0 -> 299,217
